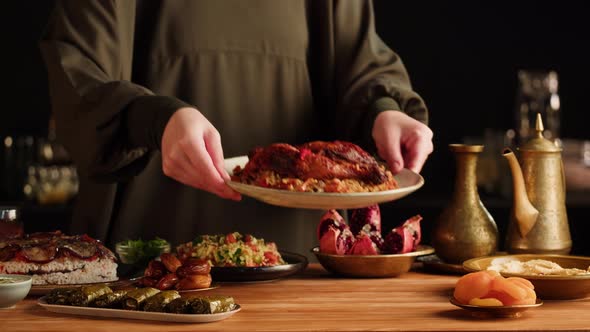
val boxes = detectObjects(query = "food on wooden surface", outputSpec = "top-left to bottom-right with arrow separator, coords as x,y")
143,290 -> 181,312
68,284 -> 113,307
317,206 -> 423,255
44,284 -> 237,314
189,295 -> 237,314
159,253 -> 182,273
123,287 -> 161,310
141,253 -> 212,291
454,270 -> 537,306
487,257 -> 590,276
93,289 -> 129,308
232,141 -> 398,193
0,231 -> 117,285
45,287 -> 78,305
167,296 -> 237,314
176,232 -> 285,267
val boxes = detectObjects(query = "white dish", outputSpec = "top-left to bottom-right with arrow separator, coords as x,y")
224,156 -> 424,209
0,274 -> 32,309
37,298 -> 241,323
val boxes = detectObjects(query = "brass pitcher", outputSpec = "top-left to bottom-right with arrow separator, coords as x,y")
503,113 -> 571,254
432,144 -> 498,264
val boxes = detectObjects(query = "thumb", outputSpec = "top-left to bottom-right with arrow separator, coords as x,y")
386,146 -> 404,174
376,136 -> 404,174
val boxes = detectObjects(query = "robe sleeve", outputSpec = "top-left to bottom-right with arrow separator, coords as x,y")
308,0 -> 428,150
39,0 -> 191,182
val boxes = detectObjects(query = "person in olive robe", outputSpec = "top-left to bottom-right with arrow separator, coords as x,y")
40,0 -> 433,257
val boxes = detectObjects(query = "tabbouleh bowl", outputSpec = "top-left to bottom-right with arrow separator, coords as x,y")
176,232 -> 285,267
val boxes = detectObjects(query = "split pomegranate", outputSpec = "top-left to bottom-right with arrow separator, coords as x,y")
349,205 -> 381,235
316,207 -> 422,255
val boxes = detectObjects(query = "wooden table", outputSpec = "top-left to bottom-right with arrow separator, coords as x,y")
2,264 -> 589,331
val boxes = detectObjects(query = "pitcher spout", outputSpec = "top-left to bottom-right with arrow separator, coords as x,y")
503,148 -> 539,238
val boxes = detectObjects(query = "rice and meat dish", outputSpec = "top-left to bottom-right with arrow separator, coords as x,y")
232,141 -> 398,193
0,231 -> 117,285
176,232 -> 285,267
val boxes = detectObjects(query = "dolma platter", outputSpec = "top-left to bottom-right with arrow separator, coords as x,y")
37,297 -> 241,323
211,251 -> 308,282
224,156 -> 424,209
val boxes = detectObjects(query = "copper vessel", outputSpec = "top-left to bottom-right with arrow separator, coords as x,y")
432,144 -> 498,264
503,114 -> 571,254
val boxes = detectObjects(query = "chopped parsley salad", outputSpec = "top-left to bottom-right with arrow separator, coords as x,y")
176,232 -> 285,267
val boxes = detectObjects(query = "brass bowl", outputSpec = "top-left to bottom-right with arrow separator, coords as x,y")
312,245 -> 434,278
463,254 -> 590,300
449,297 -> 543,318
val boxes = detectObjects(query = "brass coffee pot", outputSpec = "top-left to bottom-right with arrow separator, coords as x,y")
503,113 -> 571,254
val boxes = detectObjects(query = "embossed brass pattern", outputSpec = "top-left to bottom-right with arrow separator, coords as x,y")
504,114 -> 571,254
432,144 -> 498,264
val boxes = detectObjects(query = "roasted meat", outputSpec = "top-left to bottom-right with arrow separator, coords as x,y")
234,141 -> 390,187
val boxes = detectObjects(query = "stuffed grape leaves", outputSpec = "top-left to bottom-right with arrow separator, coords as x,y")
122,287 -> 160,310
143,290 -> 181,312
93,289 -> 130,308
69,285 -> 113,306
189,296 -> 236,314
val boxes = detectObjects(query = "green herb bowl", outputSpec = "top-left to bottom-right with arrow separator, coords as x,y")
115,238 -> 171,265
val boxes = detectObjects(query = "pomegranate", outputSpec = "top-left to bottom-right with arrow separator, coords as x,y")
381,215 -> 423,254
403,215 -> 423,249
319,225 -> 354,255
317,209 -> 347,239
347,232 -> 380,255
349,205 -> 381,235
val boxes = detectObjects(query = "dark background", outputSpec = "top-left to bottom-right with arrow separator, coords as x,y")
1,1 -> 589,253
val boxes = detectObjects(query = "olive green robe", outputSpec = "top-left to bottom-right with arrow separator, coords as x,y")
40,0 -> 427,258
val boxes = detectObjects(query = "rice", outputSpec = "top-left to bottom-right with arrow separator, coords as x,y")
241,168 -> 398,193
0,257 -> 118,285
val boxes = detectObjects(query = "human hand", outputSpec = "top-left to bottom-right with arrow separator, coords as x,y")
372,110 -> 434,174
161,107 -> 241,200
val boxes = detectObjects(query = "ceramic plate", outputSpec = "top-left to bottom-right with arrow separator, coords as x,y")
224,156 -> 424,210
312,245 -> 434,278
37,298 -> 241,323
211,251 -> 308,282
463,254 -> 590,300
29,278 -> 140,296
449,297 -> 543,318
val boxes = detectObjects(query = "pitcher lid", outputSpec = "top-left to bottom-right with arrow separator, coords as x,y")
519,113 -> 561,152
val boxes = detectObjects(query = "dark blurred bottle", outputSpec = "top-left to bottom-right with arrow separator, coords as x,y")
22,117 -> 79,205
0,206 -> 23,238
515,70 -> 561,145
